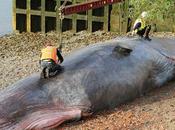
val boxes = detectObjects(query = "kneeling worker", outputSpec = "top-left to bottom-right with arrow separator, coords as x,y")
40,40 -> 64,78
133,11 -> 151,41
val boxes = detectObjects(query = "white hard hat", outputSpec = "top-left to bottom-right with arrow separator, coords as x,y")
141,11 -> 148,18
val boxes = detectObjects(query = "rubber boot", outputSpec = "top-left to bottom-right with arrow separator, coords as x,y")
45,68 -> 49,78
41,67 -> 47,79
144,36 -> 152,41
144,25 -> 152,41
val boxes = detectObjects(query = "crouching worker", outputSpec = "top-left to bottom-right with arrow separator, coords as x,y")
40,41 -> 64,78
133,11 -> 152,41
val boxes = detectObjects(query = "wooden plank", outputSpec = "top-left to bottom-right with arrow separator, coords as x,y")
92,16 -> 104,22
87,9 -> 92,32
12,0 -> 16,31
76,14 -> 87,20
27,0 -> 31,32
64,15 -> 73,19
72,0 -> 77,32
16,9 -> 27,14
119,0 -> 127,33
122,0 -> 129,32
104,5 -> 109,31
56,0 -> 61,32
41,0 -> 45,33
110,3 -> 120,32
45,12 -> 56,17
30,10 -> 41,15
57,14 -> 86,20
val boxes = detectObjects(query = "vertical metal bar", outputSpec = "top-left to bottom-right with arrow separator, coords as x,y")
12,0 -> 16,31
27,0 -> 31,32
41,0 -> 45,33
104,5 -> 109,31
72,0 -> 77,33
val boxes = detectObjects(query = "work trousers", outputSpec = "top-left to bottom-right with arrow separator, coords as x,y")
137,25 -> 151,37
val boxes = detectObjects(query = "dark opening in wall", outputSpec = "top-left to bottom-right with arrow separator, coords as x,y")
92,21 -> 103,32
92,7 -> 104,16
45,17 -> 56,32
31,15 -> 41,32
16,0 -> 26,9
108,5 -> 112,31
31,0 -> 41,10
61,1 -> 72,6
77,11 -> 87,15
62,19 -> 72,32
77,20 -> 87,32
45,0 -> 56,12
16,14 -> 26,32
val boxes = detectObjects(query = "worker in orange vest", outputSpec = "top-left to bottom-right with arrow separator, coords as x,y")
40,40 -> 64,78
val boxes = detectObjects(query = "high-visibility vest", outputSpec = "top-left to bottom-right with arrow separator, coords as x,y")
133,18 -> 146,32
40,46 -> 58,63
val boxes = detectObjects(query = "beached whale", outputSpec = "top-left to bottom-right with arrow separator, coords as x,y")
0,37 -> 175,130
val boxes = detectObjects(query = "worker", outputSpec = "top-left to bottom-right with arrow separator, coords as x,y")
40,40 -> 64,78
133,11 -> 151,41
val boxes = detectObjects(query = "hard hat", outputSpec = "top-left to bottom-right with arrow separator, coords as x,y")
141,11 -> 148,18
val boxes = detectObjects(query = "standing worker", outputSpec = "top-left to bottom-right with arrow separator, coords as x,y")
40,40 -> 64,78
133,11 -> 152,41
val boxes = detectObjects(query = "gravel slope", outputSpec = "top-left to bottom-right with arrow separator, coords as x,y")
0,31 -> 175,130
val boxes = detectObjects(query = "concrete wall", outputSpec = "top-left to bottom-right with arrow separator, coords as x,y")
0,0 -> 13,36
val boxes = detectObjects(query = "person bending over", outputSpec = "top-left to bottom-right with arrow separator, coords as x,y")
133,11 -> 151,41
40,41 -> 64,78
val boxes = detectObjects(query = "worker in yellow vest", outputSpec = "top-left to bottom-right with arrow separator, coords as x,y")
133,11 -> 151,41
40,41 -> 64,78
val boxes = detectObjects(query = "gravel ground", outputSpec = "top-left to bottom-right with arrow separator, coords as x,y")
0,31 -> 175,130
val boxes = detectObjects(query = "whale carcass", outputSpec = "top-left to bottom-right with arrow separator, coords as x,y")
0,37 -> 175,130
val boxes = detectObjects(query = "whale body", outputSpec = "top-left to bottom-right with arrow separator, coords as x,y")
0,37 -> 175,130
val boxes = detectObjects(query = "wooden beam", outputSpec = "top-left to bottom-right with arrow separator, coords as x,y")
92,16 -> 104,22
30,10 -> 41,15
104,5 -> 109,31
27,0 -> 31,32
41,0 -> 45,33
87,9 -> 92,32
45,12 -> 56,17
72,0 -> 77,33
56,0 -> 61,32
12,0 -> 16,31
76,14 -> 87,20
16,9 -> 27,14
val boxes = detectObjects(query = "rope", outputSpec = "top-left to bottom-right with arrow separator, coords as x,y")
55,0 -> 69,51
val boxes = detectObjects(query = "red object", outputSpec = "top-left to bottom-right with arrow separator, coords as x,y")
62,0 -> 123,15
